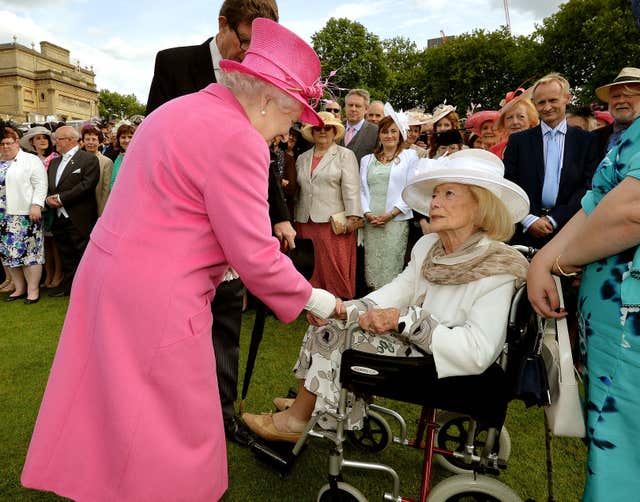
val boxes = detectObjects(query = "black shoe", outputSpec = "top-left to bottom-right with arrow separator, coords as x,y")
24,296 -> 40,305
224,416 -> 253,447
4,293 -> 26,302
48,290 -> 69,298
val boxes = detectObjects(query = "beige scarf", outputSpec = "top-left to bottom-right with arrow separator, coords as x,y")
422,232 -> 528,286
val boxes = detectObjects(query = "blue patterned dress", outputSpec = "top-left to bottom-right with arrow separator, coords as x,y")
578,117 -> 640,501
0,160 -> 44,267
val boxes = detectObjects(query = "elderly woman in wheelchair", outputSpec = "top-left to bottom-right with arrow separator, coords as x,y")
243,149 -> 530,445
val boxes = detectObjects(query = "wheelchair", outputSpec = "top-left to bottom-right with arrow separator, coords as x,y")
279,246 -> 547,501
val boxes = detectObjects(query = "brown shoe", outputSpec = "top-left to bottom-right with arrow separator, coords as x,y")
241,413 -> 302,444
273,397 -> 295,412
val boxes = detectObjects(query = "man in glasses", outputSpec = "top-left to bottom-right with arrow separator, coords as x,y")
145,0 -> 293,448
323,100 -> 342,121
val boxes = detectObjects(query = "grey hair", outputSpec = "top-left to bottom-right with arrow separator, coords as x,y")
346,88 -> 371,106
221,71 -> 302,114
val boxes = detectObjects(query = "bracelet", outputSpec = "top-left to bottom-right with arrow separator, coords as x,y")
554,255 -> 578,277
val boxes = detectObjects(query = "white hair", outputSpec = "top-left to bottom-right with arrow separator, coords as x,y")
221,71 -> 302,114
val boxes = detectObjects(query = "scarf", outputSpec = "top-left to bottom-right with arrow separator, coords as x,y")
422,232 -> 529,286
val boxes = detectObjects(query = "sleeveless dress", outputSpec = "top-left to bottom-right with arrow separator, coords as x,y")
577,117 -> 640,501
363,159 -> 408,289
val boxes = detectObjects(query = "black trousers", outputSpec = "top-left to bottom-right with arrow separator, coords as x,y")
211,278 -> 245,423
51,215 -> 90,294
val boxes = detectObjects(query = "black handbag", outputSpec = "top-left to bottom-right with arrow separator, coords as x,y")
513,317 -> 551,407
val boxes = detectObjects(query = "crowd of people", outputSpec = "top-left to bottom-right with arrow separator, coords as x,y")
4,1 -> 640,501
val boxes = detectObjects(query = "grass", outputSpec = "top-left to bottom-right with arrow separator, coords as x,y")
1,296 -> 586,501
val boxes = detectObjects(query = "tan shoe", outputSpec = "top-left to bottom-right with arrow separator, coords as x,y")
241,413 -> 302,444
273,397 -> 295,411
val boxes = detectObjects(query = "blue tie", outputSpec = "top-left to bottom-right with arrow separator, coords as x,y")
541,129 -> 560,208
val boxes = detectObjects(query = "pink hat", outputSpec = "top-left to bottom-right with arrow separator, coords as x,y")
593,110 -> 614,125
219,18 -> 324,126
465,110 -> 500,135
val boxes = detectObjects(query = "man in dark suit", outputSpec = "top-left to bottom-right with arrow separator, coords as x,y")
340,88 -> 379,164
145,0 -> 285,446
46,126 -> 100,296
504,73 -> 599,248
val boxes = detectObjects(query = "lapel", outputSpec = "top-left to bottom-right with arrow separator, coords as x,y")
48,156 -> 61,191
310,144 -> 337,180
531,125 -> 545,185
57,151 -> 80,188
559,125 -> 574,189
193,38 -> 216,89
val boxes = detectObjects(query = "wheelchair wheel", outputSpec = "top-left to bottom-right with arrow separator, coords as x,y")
345,410 -> 392,453
317,481 -> 367,502
427,474 -> 522,502
434,411 -> 511,475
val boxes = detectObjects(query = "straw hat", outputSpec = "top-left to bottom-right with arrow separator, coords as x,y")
301,111 -> 345,143
432,103 -> 456,125
19,126 -> 51,152
219,18 -> 323,126
407,109 -> 432,127
596,67 -> 640,102
402,149 -> 529,222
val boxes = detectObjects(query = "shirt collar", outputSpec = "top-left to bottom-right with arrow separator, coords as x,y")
541,118 -> 567,136
64,145 -> 79,160
346,118 -> 365,132
210,37 -> 223,81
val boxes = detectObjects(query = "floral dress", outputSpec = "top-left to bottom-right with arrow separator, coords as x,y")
0,160 -> 44,267
577,117 -> 640,501
363,159 -> 409,289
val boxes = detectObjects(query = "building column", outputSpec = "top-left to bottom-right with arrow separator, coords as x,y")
47,88 -> 57,116
13,84 -> 24,120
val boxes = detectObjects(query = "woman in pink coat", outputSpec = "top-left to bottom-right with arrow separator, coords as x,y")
21,19 -> 335,502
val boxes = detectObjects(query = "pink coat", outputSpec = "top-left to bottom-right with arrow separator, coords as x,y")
21,84 -> 312,501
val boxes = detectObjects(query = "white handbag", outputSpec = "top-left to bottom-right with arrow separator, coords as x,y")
541,276 -> 586,437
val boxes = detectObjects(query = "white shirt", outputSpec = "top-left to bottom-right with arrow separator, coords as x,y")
209,37 -> 223,83
55,145 -> 79,218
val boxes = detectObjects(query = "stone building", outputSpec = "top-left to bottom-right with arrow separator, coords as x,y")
0,39 -> 99,123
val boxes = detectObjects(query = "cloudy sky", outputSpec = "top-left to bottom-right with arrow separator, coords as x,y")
1,0 -> 563,108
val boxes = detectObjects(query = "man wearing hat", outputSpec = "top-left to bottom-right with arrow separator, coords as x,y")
146,0 -> 290,446
593,67 -> 640,158
503,73 -> 599,247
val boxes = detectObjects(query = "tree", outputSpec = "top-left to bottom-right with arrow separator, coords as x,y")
98,89 -> 146,120
381,37 -> 421,110
312,18 -> 390,101
413,28 -> 538,115
534,0 -> 640,104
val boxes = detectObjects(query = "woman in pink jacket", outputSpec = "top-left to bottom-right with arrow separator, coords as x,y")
21,19 -> 335,502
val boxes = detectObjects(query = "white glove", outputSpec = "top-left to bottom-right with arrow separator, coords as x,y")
304,288 -> 337,319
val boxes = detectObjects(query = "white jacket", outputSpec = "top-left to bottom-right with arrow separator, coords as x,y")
4,149 -> 48,215
366,234 -> 517,378
359,149 -> 418,221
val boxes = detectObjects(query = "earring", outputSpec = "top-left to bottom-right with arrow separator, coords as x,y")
260,110 -> 267,116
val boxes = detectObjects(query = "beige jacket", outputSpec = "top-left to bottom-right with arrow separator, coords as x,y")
95,151 -> 113,215
294,143 -> 362,223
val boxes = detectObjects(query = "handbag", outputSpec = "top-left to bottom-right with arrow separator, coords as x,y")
513,315 -> 551,407
541,276 -> 586,437
329,211 -> 363,235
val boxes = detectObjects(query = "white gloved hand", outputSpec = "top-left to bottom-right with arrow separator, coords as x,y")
304,288 -> 337,319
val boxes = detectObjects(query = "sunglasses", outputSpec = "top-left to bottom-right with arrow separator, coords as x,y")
325,108 -> 340,113
312,125 -> 335,132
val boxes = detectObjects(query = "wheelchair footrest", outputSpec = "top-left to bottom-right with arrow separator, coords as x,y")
249,438 -> 304,474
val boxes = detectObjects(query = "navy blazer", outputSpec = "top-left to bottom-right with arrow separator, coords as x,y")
145,38 -> 290,224
503,124 -> 599,233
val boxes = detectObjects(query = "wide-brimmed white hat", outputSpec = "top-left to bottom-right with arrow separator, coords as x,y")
596,67 -> 640,102
19,126 -> 51,152
402,149 -> 529,222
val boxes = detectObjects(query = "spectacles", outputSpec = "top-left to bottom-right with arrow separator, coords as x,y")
0,140 -> 16,147
312,125 -> 334,132
232,26 -> 251,50
326,108 -> 340,113
53,137 -> 75,142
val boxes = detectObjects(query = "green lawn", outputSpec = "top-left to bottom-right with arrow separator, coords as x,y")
1,296 -> 585,501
